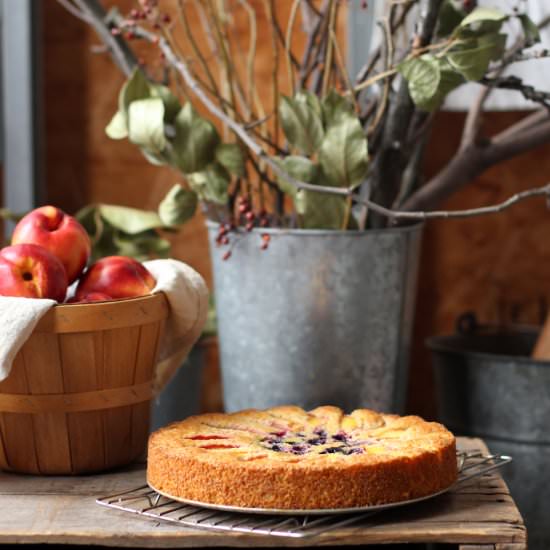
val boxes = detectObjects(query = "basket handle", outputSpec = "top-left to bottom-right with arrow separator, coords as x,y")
0,381 -> 153,414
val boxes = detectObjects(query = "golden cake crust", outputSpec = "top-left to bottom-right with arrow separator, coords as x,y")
147,405 -> 457,510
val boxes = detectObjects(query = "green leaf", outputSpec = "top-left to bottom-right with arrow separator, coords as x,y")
173,103 -> 220,173
158,184 -> 198,226
303,90 -> 323,120
279,93 -> 324,155
459,7 -> 507,27
447,33 -> 506,80
321,89 -> 354,128
275,156 -> 319,197
478,32 -> 507,61
188,163 -> 230,204
318,114 -> 368,188
98,204 -> 164,234
76,204 -> 101,239
215,143 -> 245,177
105,110 -> 128,139
519,13 -> 540,45
140,147 -> 167,166
77,203 -> 171,261
118,68 -> 151,117
112,229 -> 171,261
399,55 -> 464,111
150,84 -> 181,122
399,55 -> 441,109
430,59 -> 464,109
128,98 -> 166,153
436,0 -> 466,37
295,190 -> 347,230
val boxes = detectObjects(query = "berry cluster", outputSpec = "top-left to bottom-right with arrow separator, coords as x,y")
216,196 -> 273,260
260,429 -> 365,456
110,0 -> 171,43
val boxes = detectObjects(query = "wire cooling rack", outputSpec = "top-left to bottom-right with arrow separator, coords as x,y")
95,450 -> 511,538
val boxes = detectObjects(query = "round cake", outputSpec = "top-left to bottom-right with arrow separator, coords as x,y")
147,405 -> 457,510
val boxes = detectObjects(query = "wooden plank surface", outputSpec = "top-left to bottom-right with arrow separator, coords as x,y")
0,437 -> 526,548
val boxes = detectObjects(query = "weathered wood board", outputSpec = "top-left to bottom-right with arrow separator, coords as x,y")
0,437 -> 526,548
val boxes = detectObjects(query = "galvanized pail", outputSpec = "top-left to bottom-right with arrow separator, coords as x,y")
428,319 -> 550,549
208,222 -> 423,414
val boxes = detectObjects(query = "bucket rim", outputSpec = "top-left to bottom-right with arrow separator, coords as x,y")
426,330 -> 550,367
206,220 -> 424,237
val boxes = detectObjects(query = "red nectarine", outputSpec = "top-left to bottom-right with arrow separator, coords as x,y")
12,205 -> 91,284
0,244 -> 68,302
74,256 -> 156,300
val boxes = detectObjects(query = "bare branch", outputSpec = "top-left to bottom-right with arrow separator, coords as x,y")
492,109 -> 549,144
56,0 -> 92,22
403,120 -> 550,212
237,0 -> 257,110
355,0 -> 417,85
64,0 -> 550,225
480,75 -> 550,110
285,0 -> 301,96
460,86 -> 491,152
321,0 -> 337,96
73,0 -> 137,77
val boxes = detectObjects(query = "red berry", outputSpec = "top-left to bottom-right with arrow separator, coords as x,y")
238,204 -> 248,214
161,14 -> 171,24
245,211 -> 255,221
126,31 -> 136,40
245,222 -> 254,231
222,250 -> 232,261
220,236 -> 229,245
261,242 -> 269,250
110,27 -> 121,35
260,218 -> 269,227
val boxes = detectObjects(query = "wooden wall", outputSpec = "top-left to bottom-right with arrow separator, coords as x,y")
42,1 -> 550,418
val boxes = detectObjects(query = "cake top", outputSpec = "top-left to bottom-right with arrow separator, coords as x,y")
150,405 -> 455,468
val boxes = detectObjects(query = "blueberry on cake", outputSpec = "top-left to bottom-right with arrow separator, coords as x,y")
147,405 -> 457,510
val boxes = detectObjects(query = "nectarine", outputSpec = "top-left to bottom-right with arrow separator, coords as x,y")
12,206 -> 91,284
74,256 -> 155,300
0,244 -> 68,302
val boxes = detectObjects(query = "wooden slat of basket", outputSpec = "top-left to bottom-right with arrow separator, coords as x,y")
102,326 -> 141,468
0,382 -> 153,413
131,320 -> 163,459
21,333 -> 72,474
0,354 -> 39,473
34,294 -> 169,334
60,332 -> 105,473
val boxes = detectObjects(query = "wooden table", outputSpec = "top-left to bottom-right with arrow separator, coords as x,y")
0,437 -> 526,549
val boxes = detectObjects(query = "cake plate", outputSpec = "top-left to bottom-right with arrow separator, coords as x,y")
96,451 -> 511,538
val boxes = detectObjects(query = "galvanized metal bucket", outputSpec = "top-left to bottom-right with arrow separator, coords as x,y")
428,316 -> 550,549
208,222 -> 423,414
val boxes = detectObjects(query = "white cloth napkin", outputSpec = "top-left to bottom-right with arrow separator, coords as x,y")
0,259 -> 209,393
144,259 -> 209,394
0,296 -> 56,381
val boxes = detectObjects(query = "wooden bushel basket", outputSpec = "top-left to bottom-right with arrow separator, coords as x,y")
0,292 -> 169,475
